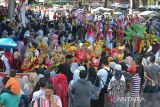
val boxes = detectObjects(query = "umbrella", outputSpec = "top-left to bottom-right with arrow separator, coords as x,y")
0,38 -> 17,49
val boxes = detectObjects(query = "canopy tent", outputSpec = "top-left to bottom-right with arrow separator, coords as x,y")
139,11 -> 158,17
111,3 -> 129,9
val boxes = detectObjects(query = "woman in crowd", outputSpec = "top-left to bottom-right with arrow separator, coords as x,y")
54,72 -> 68,107
87,67 -> 100,107
108,64 -> 126,107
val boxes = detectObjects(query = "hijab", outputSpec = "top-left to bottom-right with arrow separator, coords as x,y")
55,73 -> 68,97
70,62 -> 79,73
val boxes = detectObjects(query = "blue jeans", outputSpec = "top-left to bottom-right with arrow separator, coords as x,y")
143,85 -> 158,107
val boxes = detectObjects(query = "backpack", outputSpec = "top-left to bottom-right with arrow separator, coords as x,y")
104,68 -> 113,86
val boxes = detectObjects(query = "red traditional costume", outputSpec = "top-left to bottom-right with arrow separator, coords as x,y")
11,52 -> 22,72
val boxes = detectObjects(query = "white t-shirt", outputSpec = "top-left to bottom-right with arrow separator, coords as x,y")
97,67 -> 110,90
32,88 -> 45,102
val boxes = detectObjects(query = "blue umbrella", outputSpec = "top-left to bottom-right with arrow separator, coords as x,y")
0,38 -> 17,49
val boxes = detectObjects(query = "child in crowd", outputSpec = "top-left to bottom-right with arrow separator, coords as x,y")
4,69 -> 20,95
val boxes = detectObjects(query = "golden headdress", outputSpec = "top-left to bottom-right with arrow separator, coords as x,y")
93,40 -> 104,53
38,43 -> 47,51
83,41 -> 90,48
69,46 -> 77,52
62,43 -> 70,52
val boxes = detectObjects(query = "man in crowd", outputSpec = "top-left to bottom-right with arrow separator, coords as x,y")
144,55 -> 160,107
72,70 -> 93,107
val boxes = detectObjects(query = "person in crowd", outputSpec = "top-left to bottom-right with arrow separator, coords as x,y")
134,56 -> 145,91
144,55 -> 160,107
4,69 -> 20,95
33,84 -> 62,107
72,70 -> 93,107
44,69 -> 51,83
109,64 -> 125,82
58,63 -> 73,84
1,77 -> 10,93
0,77 -> 21,107
32,77 -> 47,102
54,72 -> 68,107
108,64 -> 126,107
11,51 -> 22,72
87,67 -> 100,107
68,62 -> 79,107
0,51 -> 10,72
70,62 -> 79,74
22,75 -> 31,98
28,73 -> 38,94
128,66 -> 141,107
73,66 -> 86,81
97,56 -> 112,107
120,62 -> 132,107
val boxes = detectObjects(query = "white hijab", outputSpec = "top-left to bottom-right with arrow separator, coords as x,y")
70,62 -> 79,73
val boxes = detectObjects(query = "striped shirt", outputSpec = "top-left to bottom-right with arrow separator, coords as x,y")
130,74 -> 141,97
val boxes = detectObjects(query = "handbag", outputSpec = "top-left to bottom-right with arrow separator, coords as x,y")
104,91 -> 115,106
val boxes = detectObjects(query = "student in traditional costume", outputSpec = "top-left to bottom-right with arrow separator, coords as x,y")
34,56 -> 47,73
105,29 -> 113,49
11,52 -> 22,72
21,57 -> 33,72
85,28 -> 95,45
50,34 -> 58,51
38,43 -> 50,68
0,51 -> 10,72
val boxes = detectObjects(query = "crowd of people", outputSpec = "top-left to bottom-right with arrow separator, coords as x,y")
0,4 -> 160,107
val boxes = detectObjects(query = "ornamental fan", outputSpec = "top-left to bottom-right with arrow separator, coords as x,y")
62,43 -> 70,51
69,46 -> 77,52
83,41 -> 90,48
93,40 -> 104,53
93,40 -> 104,48
38,43 -> 47,51
124,24 -> 146,40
